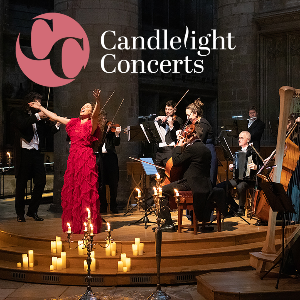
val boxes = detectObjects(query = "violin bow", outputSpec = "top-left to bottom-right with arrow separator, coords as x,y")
111,98 -> 124,124
100,91 -> 115,113
173,89 -> 189,110
129,156 -> 166,170
46,87 -> 50,110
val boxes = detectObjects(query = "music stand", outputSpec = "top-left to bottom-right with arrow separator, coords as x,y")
260,182 -> 296,288
129,158 -> 158,228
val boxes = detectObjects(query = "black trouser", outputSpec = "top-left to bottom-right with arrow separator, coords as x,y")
15,149 -> 46,216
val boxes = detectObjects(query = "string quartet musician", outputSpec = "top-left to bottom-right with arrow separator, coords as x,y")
156,124 -> 213,231
154,100 -> 183,172
217,131 -> 262,216
248,106 -> 265,152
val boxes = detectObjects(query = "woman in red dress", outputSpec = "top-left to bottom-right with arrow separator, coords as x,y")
29,89 -> 102,234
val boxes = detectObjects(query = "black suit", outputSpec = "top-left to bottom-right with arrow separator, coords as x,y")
162,139 -> 212,223
11,108 -> 59,217
248,118 -> 265,151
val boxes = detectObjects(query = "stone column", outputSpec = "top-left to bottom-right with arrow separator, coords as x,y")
217,0 -> 259,143
51,0 -> 139,211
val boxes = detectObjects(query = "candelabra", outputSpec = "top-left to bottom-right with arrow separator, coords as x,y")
148,176 -> 170,300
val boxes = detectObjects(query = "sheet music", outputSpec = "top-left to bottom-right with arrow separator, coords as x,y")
139,124 -> 150,143
154,121 -> 168,146
140,158 -> 158,175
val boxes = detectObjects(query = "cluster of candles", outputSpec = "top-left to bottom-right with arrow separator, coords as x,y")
117,253 -> 131,272
105,241 -> 117,256
84,251 -> 96,271
17,250 -> 34,269
50,252 -> 67,271
132,238 -> 144,256
51,236 -> 63,254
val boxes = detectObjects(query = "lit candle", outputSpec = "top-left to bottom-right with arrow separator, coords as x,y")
121,253 -> 127,264
50,265 -> 54,271
90,224 -> 93,236
22,254 -> 28,269
51,241 -> 56,253
139,243 -> 144,256
153,187 -> 157,195
126,257 -> 131,271
135,238 -> 140,246
111,250 -> 116,256
132,244 -> 138,256
52,257 -> 57,270
56,241 -> 62,254
158,187 -> 162,197
67,223 -> 71,234
28,250 -> 33,266
118,261 -> 123,272
61,252 -> 66,269
123,266 -> 128,273
57,258 -> 62,270
7,152 -> 10,159
107,222 -> 110,232
91,251 -> 95,259
78,241 -> 84,255
136,188 -> 141,198
91,258 -> 96,271
111,242 -> 116,255
105,244 -> 111,256
17,262 -> 21,268
56,236 -> 61,242
84,260 -> 87,271
84,222 -> 88,232
174,189 -> 179,197
29,262 -> 33,268
87,208 -> 91,219
156,173 -> 160,180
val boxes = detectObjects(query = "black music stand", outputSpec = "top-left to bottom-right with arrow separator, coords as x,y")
260,182 -> 296,288
129,158 -> 158,228
217,132 -> 250,225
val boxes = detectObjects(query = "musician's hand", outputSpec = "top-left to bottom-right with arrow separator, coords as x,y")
249,162 -> 257,170
93,89 -> 101,100
177,138 -> 186,147
155,116 -> 168,122
115,126 -> 121,137
29,101 -> 41,109
296,117 -> 300,123
229,164 -> 234,171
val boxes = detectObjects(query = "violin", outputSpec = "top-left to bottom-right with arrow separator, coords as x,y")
106,121 -> 121,133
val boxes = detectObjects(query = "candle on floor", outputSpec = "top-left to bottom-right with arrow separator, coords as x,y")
111,242 -> 116,255
78,241 -> 84,255
91,251 -> 95,259
135,238 -> 140,246
126,257 -> 131,271
51,241 -> 56,253
22,254 -> 28,269
56,241 -> 62,254
121,253 -> 126,264
61,252 -> 66,269
139,243 -> 144,256
132,244 -> 138,256
67,223 -> 71,234
17,262 -> 21,268
91,258 -> 96,271
84,260 -> 87,271
50,265 -> 54,271
105,244 -> 111,256
57,258 -> 62,271
56,236 -> 61,242
29,263 -> 33,268
123,266 -> 128,273
118,261 -> 123,272
28,250 -> 34,266
52,257 -> 57,270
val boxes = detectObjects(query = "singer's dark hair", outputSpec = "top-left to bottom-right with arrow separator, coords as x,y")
249,106 -> 257,112
165,100 -> 176,108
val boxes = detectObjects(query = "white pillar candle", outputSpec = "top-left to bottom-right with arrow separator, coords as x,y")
50,265 -> 54,271
56,236 -> 61,242
121,253 -> 126,264
22,254 -> 27,260
51,241 -> 56,253
126,257 -> 131,271
111,242 -> 116,254
84,260 -> 87,271
57,258 -> 62,270
61,252 -> 66,269
105,244 -> 111,256
52,257 -> 57,270
107,222 -> 110,231
111,250 -> 116,256
123,266 -> 128,273
28,250 -> 34,266
67,223 -> 71,233
91,258 -> 96,271
56,241 -> 62,254
91,251 -> 95,259
78,241 -> 84,255
139,243 -> 144,256
29,263 -> 33,268
90,224 -> 94,236
17,262 -> 21,268
132,244 -> 138,256
118,261 -> 123,272
135,238 -> 140,246
22,255 -> 28,269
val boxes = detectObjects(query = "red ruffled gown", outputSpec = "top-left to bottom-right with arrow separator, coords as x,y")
61,118 -> 102,234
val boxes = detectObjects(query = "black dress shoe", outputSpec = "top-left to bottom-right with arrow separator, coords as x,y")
160,224 -> 176,232
26,212 -> 44,221
17,215 -> 26,222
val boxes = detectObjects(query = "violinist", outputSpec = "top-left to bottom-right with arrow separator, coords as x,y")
97,110 -> 121,214
184,99 -> 218,186
156,124 -> 213,231
154,100 -> 183,171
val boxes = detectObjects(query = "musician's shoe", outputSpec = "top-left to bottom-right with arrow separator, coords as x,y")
17,215 -> 26,222
254,220 -> 268,226
161,223 -> 176,232
26,212 -> 44,221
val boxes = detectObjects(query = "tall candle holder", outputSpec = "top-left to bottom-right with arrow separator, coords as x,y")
148,177 -> 171,300
79,210 -> 98,300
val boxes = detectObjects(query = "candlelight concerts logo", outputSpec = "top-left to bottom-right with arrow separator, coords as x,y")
16,13 -> 90,87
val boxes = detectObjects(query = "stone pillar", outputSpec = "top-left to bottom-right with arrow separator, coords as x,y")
51,0 -> 139,211
217,0 -> 259,144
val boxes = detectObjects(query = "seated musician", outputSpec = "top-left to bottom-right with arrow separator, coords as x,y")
157,124 -> 213,231
217,131 -> 262,216
154,100 -> 183,172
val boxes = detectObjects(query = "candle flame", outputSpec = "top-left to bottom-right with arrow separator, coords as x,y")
107,222 -> 110,231
135,188 -> 140,192
86,208 -> 90,213
7,152 -> 10,158
67,222 -> 70,227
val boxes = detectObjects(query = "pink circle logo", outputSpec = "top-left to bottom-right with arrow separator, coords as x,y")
16,13 -> 90,87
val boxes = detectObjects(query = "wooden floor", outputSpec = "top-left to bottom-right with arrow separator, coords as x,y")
197,270 -> 300,300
